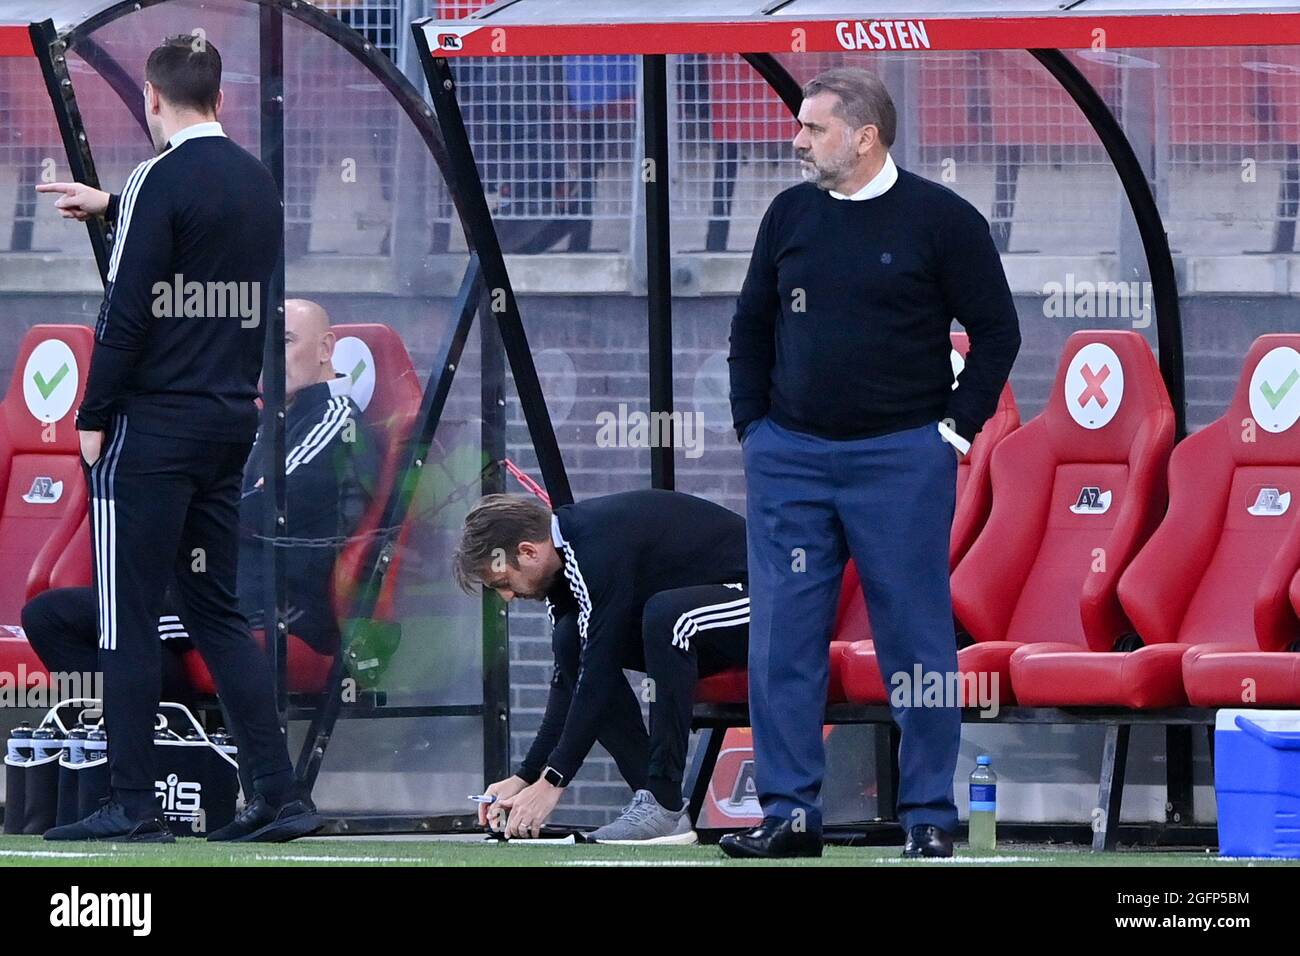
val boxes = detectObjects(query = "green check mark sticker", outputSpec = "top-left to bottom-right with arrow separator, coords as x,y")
350,359 -> 367,385
1260,368 -> 1299,410
32,362 -> 70,400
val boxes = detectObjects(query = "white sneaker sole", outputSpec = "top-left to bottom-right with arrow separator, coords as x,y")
594,829 -> 700,846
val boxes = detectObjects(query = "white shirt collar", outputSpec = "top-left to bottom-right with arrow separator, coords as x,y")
829,153 -> 898,201
326,373 -> 352,398
550,514 -> 566,548
167,121 -> 227,150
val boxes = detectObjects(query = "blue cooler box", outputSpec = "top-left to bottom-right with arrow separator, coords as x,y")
1215,709 -> 1300,858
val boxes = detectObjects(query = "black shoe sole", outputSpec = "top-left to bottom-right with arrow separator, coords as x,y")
45,828 -> 175,844
718,838 -> 823,860
228,810 -> 325,844
901,848 -> 954,858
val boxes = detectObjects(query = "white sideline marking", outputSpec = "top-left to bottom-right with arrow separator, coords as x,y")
0,849 -> 120,860
250,854 -> 418,864
559,860 -> 724,867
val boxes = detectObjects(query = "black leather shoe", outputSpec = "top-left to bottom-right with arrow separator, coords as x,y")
901,824 -> 954,858
719,816 -> 823,859
207,795 -> 324,843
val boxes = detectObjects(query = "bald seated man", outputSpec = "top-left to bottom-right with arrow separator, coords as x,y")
22,299 -> 381,712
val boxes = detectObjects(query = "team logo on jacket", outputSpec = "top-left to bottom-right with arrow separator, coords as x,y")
1069,486 -> 1111,514
22,477 -> 63,504
1247,487 -> 1291,516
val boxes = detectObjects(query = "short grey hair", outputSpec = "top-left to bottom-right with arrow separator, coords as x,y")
802,67 -> 896,148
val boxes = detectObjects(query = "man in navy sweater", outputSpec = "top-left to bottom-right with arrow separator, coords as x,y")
725,68 -> 1020,859
36,37 -> 320,843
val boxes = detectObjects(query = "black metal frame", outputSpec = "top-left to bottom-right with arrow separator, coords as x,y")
643,54 -> 675,490
27,0 -> 518,831
28,19 -> 111,279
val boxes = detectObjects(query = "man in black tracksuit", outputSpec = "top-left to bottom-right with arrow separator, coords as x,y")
37,37 -> 320,843
22,299 -> 378,712
454,489 -> 749,844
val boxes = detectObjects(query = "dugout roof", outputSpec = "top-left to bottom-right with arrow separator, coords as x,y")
414,0 -> 1300,56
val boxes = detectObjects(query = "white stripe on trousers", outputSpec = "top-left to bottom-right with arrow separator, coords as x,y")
671,596 -> 749,652
92,415 -> 129,651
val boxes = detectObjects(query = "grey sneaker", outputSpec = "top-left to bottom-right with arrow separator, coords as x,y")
589,790 -> 698,845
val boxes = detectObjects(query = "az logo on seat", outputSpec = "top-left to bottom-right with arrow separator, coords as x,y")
1069,486 -> 1112,514
1247,487 -> 1291,516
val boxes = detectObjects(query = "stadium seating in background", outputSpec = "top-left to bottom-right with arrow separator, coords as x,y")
873,331 -> 1174,707
832,333 -> 1021,703
0,326 -> 94,621
1123,335 -> 1300,708
702,333 -> 1021,706
0,326 -> 93,686
1015,335 -> 1300,707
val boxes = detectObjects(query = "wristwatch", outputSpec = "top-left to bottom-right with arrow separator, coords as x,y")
541,765 -> 566,788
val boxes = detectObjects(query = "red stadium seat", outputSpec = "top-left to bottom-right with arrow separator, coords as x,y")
0,326 -> 94,620
917,55 -> 983,149
1133,335 -> 1300,708
694,642 -> 851,705
181,323 -> 422,695
1019,335 -> 1300,708
1165,48 -> 1261,147
949,331 -> 1022,566
925,331 -> 1173,708
839,333 -> 1022,704
984,51 -> 1120,147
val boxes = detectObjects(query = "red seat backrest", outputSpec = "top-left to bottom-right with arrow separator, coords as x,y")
952,330 -> 1174,650
1120,334 -> 1300,652
327,324 -> 422,624
831,332 -> 1020,642
1,326 -> 95,617
950,331 -> 1020,567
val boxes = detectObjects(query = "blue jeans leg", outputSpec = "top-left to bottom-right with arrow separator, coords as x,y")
743,418 -> 847,833
834,422 -> 960,834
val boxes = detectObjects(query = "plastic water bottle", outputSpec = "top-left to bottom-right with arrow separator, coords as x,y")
968,755 -> 997,852
7,722 -> 33,763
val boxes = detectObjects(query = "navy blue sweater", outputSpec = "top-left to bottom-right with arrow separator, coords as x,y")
729,168 -> 1021,445
77,130 -> 281,443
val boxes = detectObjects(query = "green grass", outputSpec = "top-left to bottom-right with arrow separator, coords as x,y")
0,836 -> 1295,867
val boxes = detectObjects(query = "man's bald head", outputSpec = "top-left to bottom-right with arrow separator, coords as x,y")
284,298 -> 337,400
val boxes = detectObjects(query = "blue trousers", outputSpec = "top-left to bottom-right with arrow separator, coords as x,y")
742,416 -> 960,834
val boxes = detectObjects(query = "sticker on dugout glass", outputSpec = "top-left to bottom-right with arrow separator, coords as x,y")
23,339 -> 78,424
694,351 -> 733,434
1065,342 -> 1123,430
332,336 -> 376,413
1248,346 -> 1300,434
536,349 -> 577,425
